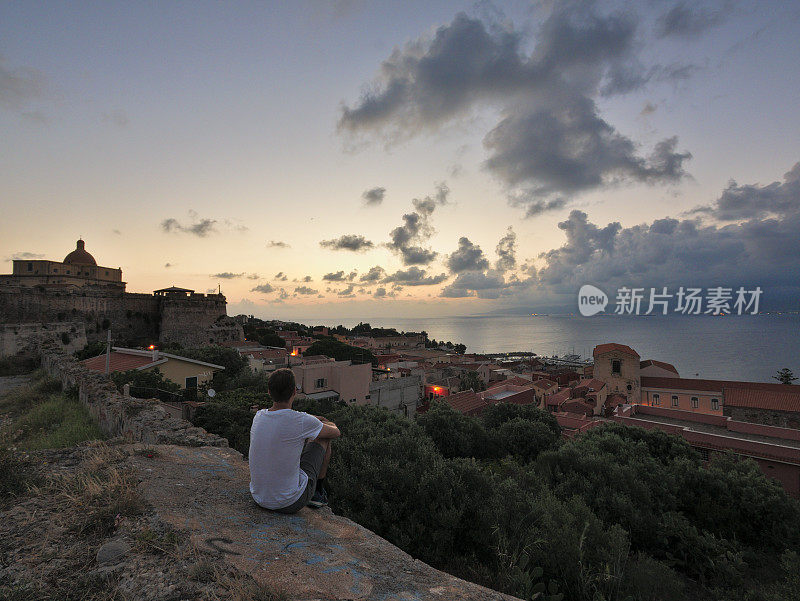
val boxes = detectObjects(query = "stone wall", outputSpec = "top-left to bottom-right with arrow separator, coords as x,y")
159,297 -> 243,347
0,286 -> 159,345
38,342 -> 228,447
725,405 -> 800,430
1,322 -> 87,357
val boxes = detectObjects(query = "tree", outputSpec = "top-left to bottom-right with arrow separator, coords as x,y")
111,367 -> 180,393
774,368 -> 798,385
304,338 -> 376,365
459,370 -> 486,392
454,343 -> 467,354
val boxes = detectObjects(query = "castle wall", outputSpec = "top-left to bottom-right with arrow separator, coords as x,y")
0,286 -> 159,346
0,322 -> 87,357
159,297 -> 243,347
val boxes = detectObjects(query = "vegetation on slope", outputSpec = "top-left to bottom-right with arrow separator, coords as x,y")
194,386 -> 800,601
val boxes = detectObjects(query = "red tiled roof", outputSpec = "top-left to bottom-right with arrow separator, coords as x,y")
245,349 -> 287,360
530,379 -> 558,391
593,343 -> 639,357
83,352 -> 155,373
640,377 -> 796,394
574,378 -> 606,391
546,388 -> 571,405
640,359 -> 679,374
724,387 -> 800,412
445,391 -> 488,415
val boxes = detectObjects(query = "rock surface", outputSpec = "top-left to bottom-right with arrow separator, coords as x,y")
96,539 -> 131,564
134,444 -> 520,601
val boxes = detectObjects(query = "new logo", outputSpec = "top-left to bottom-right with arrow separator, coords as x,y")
578,284 -> 608,317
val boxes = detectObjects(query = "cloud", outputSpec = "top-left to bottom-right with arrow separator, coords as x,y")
689,162 -> 800,221
112,229 -> 122,235
641,102 -> 657,116
295,286 -> 319,295
339,8 -> 692,215
447,237 -> 489,273
303,275 -> 313,282
323,271 -> 347,282
101,110 -> 129,128
374,287 -> 387,298
495,227 -> 517,272
161,215 -> 217,237
362,186 -> 386,206
6,251 -> 45,262
338,284 -> 356,297
247,273 -> 259,280
382,266 -> 448,286
164,263 -> 173,268
251,284 -> 275,294
521,162 -> 800,310
212,272 -> 244,279
655,1 -> 727,39
360,265 -> 386,283
274,272 -> 288,281
387,183 -> 449,265
0,55 -> 43,111
319,234 -> 375,252
267,240 -> 290,248
347,271 -> 358,281
440,270 -> 509,299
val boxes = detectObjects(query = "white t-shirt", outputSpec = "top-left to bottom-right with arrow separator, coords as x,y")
249,408 -> 323,510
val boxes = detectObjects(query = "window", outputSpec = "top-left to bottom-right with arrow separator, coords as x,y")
315,378 -> 327,389
611,359 -> 621,374
53,268 -> 58,273
66,270 -> 70,274
27,262 -> 33,271
185,376 -> 198,389
699,448 -> 709,461
672,395 -> 679,407
691,397 -> 699,408
652,393 -> 660,406
711,398 -> 719,410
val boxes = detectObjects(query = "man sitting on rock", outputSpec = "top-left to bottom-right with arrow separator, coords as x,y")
249,368 -> 340,512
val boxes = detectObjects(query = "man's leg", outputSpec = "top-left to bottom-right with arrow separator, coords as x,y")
318,439 -> 332,479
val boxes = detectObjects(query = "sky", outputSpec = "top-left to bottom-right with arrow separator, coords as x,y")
2,0 -> 799,320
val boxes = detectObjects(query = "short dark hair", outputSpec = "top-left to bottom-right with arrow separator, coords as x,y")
268,368 -> 296,403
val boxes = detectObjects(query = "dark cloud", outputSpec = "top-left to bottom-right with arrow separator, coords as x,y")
274,272 -> 288,281
655,2 -> 727,39
0,55 -> 43,111
440,270 -> 509,299
112,229 -> 122,235
251,283 -> 275,294
6,252 -> 44,261
447,237 -> 489,273
295,286 -> 318,295
374,287 -> 387,298
267,240 -> 290,248
101,110 -> 129,128
387,183 -> 449,265
362,187 -> 386,206
164,263 -> 173,268
303,275 -> 313,282
382,266 -> 448,286
641,102 -> 657,116
339,7 -> 692,215
161,215 -> 217,237
338,284 -> 356,297
211,272 -> 244,279
495,227 -> 517,272
247,274 -> 259,280
323,271 -> 347,282
525,163 -> 800,309
360,265 -> 386,283
319,234 -> 375,252
690,162 -> 800,221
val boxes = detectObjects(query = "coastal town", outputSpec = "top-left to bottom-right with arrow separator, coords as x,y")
2,239 -> 799,500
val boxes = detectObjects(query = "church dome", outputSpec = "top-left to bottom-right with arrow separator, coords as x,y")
63,239 -> 97,265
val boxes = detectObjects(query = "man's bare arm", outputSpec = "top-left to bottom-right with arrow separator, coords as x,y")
317,423 -> 341,439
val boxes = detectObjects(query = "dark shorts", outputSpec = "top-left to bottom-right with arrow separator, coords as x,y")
273,441 -> 326,514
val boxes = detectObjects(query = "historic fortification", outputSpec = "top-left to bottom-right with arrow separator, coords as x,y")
0,240 -> 242,355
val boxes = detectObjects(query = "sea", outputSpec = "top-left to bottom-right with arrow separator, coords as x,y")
295,313 -> 800,383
